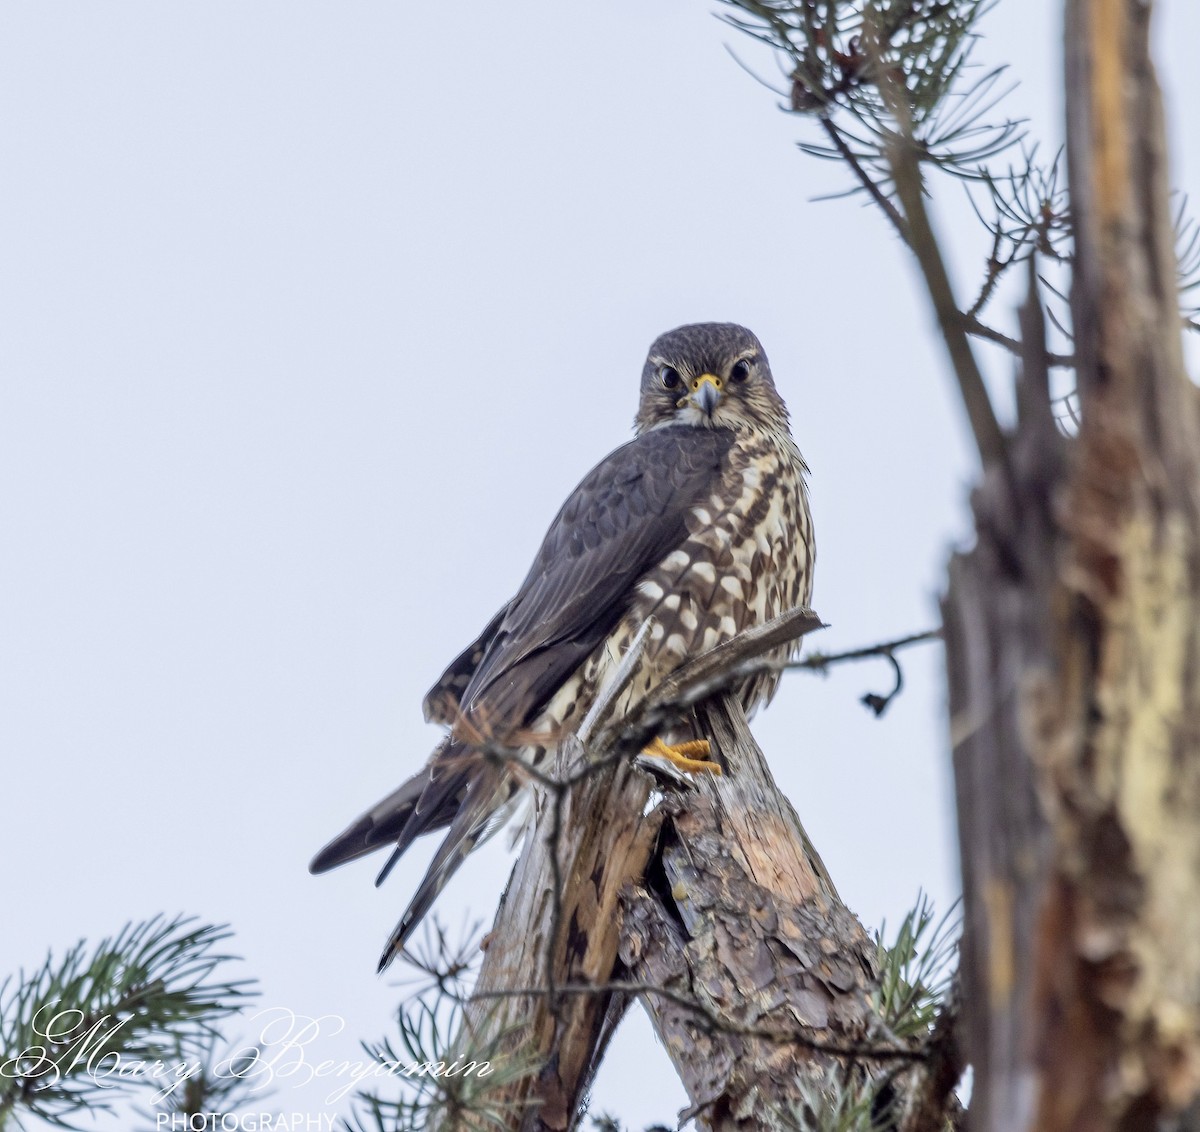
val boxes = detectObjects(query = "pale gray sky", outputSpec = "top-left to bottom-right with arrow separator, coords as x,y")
2,3 -> 1198,1128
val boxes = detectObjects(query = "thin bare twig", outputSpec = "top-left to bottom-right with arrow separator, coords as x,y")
963,311 -> 1074,367
887,129 -> 1010,473
967,229 -> 1007,318
793,628 -> 942,671
819,115 -> 909,241
431,617 -> 939,800
792,626 -> 942,715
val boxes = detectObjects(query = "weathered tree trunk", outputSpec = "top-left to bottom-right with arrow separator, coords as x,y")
434,610 -> 954,1131
945,3 -> 1200,1129
455,749 -> 661,1131
619,696 -> 939,1131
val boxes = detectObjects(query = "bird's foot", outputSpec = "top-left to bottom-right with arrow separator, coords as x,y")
642,737 -> 722,775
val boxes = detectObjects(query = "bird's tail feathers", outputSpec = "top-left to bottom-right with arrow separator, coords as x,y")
376,768 -> 516,973
308,737 -> 463,876
371,748 -> 477,887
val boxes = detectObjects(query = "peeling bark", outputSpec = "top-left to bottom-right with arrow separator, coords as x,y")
619,696 -> 922,1130
945,3 -> 1200,1129
454,754 -> 661,1132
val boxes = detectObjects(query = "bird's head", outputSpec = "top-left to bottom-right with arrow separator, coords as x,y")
634,323 -> 789,436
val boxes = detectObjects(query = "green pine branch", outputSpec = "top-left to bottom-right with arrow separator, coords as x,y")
0,915 -> 256,1131
718,0 -> 1024,187
873,892 -> 959,1042
349,999 -> 541,1132
349,920 -> 541,1132
133,1030 -> 273,1126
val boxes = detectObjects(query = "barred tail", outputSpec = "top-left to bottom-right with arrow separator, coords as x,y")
309,737 -> 453,873
310,738 -> 516,972
375,766 -> 515,972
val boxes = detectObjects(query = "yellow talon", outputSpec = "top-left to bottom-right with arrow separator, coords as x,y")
643,736 -> 722,775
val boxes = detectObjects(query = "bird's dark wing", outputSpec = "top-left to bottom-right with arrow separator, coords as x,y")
422,604 -> 511,725
459,424 -> 735,731
312,424 -> 734,971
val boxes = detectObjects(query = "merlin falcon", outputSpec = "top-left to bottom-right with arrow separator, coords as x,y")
311,322 -> 815,971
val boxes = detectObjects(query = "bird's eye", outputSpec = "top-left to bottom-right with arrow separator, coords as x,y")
659,365 -> 682,390
730,358 -> 754,384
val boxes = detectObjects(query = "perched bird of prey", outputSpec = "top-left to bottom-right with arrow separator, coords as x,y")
311,322 -> 814,971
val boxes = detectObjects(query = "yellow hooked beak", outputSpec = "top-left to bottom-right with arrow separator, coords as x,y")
689,373 -> 723,417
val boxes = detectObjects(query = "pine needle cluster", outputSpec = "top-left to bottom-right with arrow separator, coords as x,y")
0,915 -> 255,1130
